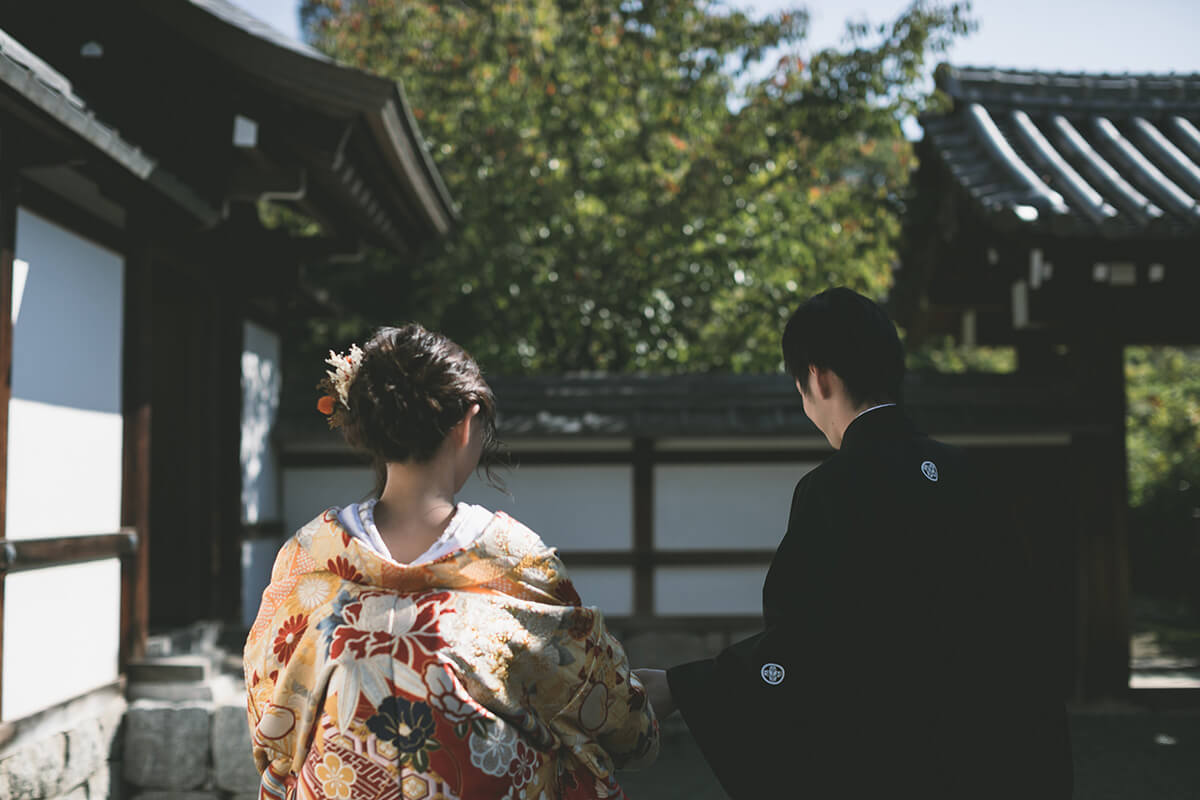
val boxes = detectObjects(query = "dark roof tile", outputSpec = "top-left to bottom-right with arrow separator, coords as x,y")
924,65 -> 1200,238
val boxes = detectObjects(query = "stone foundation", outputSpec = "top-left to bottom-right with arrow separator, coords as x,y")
0,684 -> 124,800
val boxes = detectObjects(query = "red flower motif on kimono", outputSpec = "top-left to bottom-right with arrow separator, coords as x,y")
328,590 -> 452,666
273,614 -> 308,665
554,577 -> 582,607
508,739 -> 540,788
327,556 -> 363,583
566,608 -> 594,641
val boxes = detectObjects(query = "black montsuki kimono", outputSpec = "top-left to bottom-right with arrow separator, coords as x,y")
666,405 -> 1073,799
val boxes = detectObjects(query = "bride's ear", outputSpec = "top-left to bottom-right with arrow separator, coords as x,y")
454,404 -> 482,448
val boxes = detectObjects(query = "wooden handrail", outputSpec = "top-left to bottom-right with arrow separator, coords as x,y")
0,529 -> 138,573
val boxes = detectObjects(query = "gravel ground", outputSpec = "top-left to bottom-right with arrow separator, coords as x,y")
615,711 -> 1200,799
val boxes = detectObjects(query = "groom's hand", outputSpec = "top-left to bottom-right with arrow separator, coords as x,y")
633,668 -> 677,720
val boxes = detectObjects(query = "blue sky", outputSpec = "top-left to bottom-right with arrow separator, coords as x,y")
230,0 -> 1200,74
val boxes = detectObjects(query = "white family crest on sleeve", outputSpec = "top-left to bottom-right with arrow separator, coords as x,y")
760,662 -> 786,685
921,460 -> 939,482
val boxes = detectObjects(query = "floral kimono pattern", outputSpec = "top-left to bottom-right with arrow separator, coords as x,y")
244,508 -> 658,800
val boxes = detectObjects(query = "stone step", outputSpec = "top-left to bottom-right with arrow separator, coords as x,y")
126,656 -> 211,684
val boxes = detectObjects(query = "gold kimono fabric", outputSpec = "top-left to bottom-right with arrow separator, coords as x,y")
244,508 -> 659,800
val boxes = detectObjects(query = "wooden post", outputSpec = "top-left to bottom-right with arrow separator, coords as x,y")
632,437 -> 654,618
1072,342 -> 1132,701
0,150 -> 17,720
120,238 -> 153,667
217,303 -> 244,624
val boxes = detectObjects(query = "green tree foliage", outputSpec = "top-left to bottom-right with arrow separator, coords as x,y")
295,0 -> 972,374
1126,346 -> 1200,607
1127,347 -> 1200,509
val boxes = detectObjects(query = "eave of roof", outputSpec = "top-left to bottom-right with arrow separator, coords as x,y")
0,27 -> 219,226
141,0 -> 457,243
921,64 -> 1200,239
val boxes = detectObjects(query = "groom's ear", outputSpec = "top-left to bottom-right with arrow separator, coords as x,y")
809,364 -> 834,399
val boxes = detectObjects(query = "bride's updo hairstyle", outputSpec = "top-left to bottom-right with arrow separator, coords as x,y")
338,324 -> 504,489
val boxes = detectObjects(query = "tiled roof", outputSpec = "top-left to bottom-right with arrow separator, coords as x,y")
280,372 -> 1095,450
483,373 -> 1089,439
922,65 -> 1200,238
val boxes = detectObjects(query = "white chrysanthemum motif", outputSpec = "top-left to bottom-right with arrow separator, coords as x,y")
294,575 -> 333,611
356,594 -> 418,634
424,662 -> 480,723
325,344 -> 364,407
469,718 -> 519,777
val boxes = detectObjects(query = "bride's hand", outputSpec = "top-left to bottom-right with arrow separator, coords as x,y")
633,668 -> 677,720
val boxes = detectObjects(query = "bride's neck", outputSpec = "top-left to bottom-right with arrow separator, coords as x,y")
373,460 -> 457,559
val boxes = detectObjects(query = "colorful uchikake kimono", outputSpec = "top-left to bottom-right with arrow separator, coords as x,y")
244,508 -> 659,800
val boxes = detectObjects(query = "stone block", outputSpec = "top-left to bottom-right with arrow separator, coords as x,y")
0,733 -> 67,800
61,718 -> 108,792
125,682 -> 214,703
211,705 -> 261,793
54,783 -> 89,800
126,657 -> 210,684
84,761 -> 111,800
123,701 -> 212,790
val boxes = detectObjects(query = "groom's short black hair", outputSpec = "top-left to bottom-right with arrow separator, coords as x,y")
781,287 -> 905,407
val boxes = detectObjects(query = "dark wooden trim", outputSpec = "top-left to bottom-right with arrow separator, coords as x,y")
505,451 -> 638,466
280,448 -> 641,469
1070,342 -> 1132,702
651,449 -> 831,464
605,615 -> 763,633
14,177 -> 128,255
0,150 -> 18,721
1130,688 -> 1200,711
280,449 -> 374,469
243,520 -> 287,541
281,446 -> 831,470
632,437 -> 654,616
560,550 -> 776,567
120,236 -> 153,667
0,530 -> 137,573
218,308 -> 245,623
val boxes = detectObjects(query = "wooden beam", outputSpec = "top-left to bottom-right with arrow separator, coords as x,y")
120,237 -> 153,667
1071,342 -> 1132,702
218,307 -> 244,624
0,146 -> 17,721
0,531 -> 137,573
632,437 -> 654,617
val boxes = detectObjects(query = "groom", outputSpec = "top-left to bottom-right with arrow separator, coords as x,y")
636,288 -> 1072,798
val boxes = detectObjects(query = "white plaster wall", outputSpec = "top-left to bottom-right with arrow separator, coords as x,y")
654,565 -> 769,616
2,209 -> 125,721
459,464 -> 634,551
6,208 -> 124,540
566,566 -> 634,617
654,462 -> 818,550
282,463 -> 635,552
1,559 -> 121,720
241,321 -> 282,525
281,465 -> 374,537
